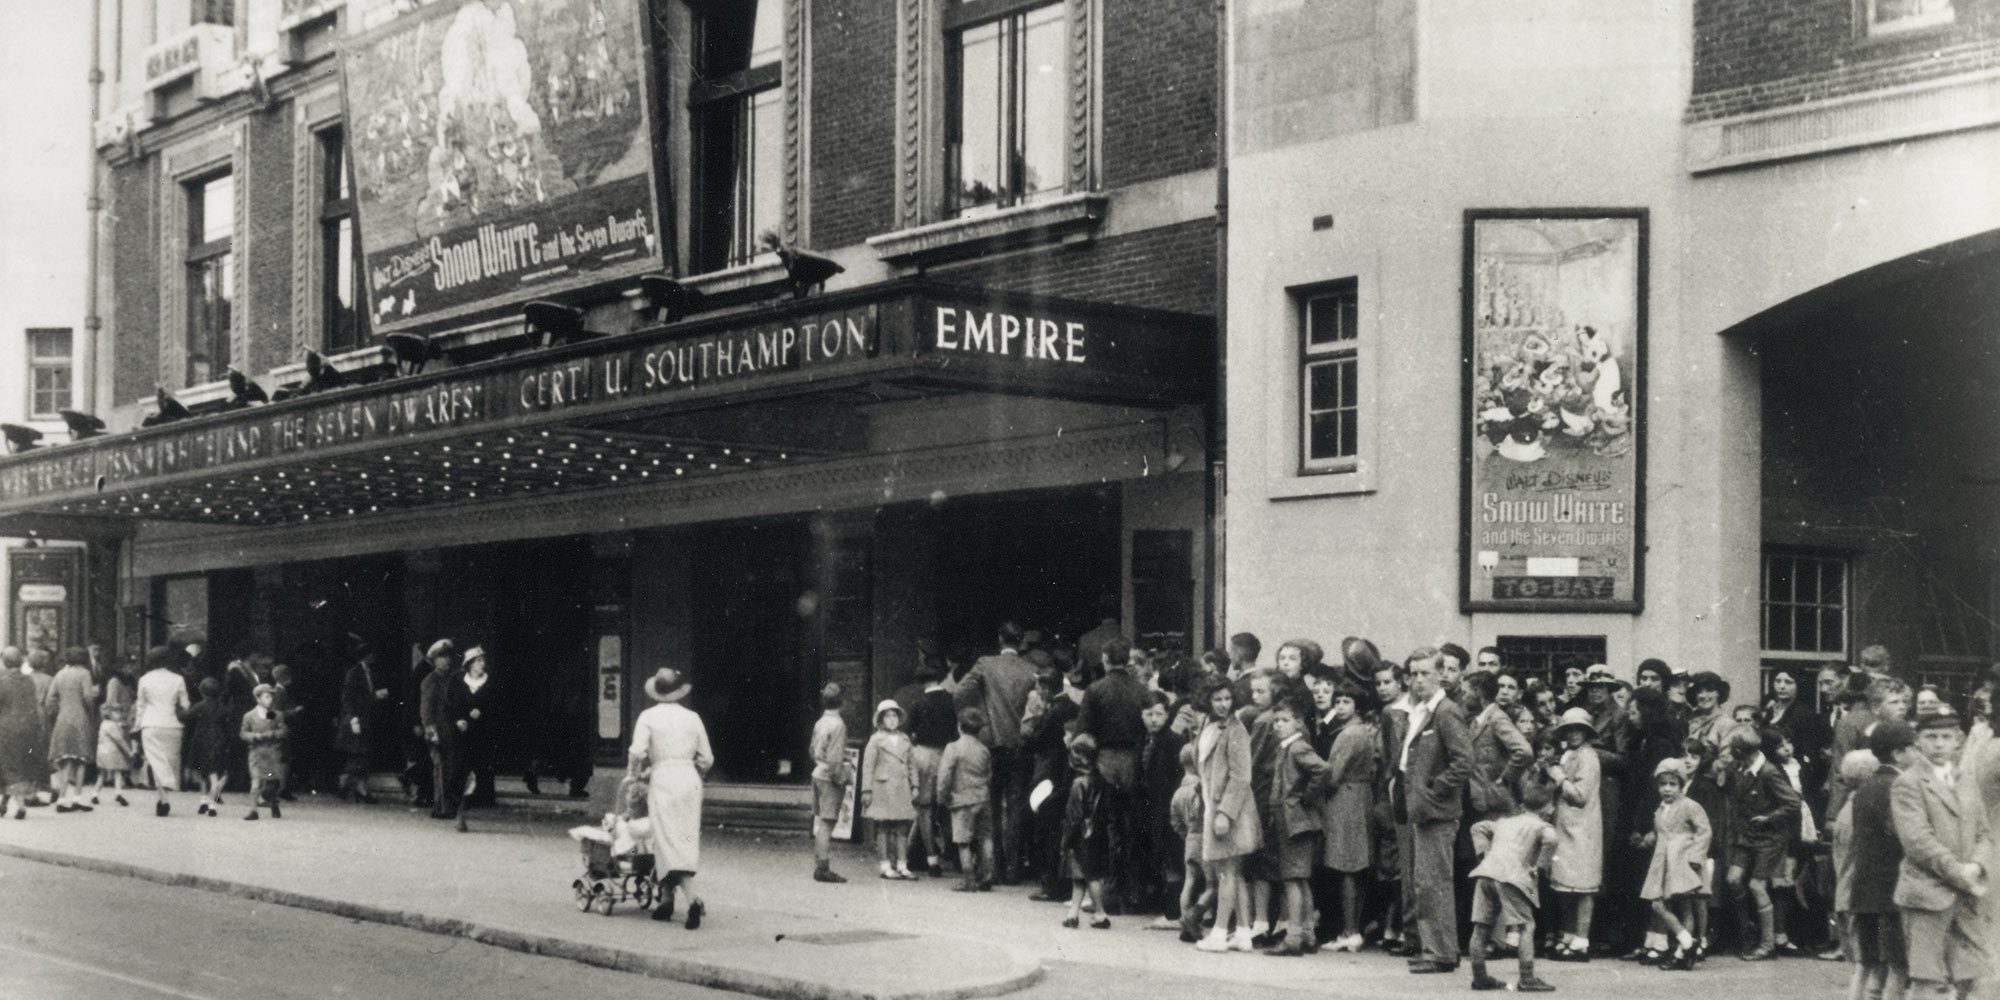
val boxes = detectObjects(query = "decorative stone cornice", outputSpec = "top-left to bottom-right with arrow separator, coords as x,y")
867,193 -> 1107,270
1686,68 -> 2000,175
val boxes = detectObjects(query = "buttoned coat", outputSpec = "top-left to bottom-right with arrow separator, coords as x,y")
1402,696 -> 1473,826
1268,736 -> 1333,839
1196,713 -> 1260,860
1315,719 -> 1377,872
1468,702 -> 1533,815
1890,764 -> 1986,912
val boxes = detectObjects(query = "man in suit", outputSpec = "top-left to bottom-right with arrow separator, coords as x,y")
1850,719 -> 1917,1000
1892,713 -> 1989,999
1077,635 -> 1150,909
955,622 -> 1039,883
419,639 -> 468,829
1395,647 -> 1472,974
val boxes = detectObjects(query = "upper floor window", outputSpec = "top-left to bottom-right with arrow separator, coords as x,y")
194,0 -> 236,26
185,171 -> 234,385
1864,0 -> 1953,36
1761,547 -> 1848,658
946,1 -> 1067,216
690,0 -> 784,273
318,127 -> 366,354
27,328 -> 73,419
1298,281 -> 1361,473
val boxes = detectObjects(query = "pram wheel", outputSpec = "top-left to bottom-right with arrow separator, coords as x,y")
593,893 -> 616,916
634,879 -> 654,907
574,882 -> 594,912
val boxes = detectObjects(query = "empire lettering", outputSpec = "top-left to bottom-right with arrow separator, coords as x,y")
933,306 -> 1086,363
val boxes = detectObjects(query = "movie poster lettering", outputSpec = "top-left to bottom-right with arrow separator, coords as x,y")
340,0 -> 663,331
1463,212 -> 1646,612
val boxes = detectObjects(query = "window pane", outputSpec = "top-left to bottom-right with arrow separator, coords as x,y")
1770,557 -> 1795,605
749,86 -> 784,251
1337,410 -> 1357,458
325,217 -> 359,352
1308,294 -> 1355,345
1307,362 -> 1337,411
188,252 -> 233,383
323,129 -> 348,201
1820,609 -> 1843,653
1819,562 -> 1844,604
749,0 -> 783,67
197,173 -> 234,244
953,21 -> 1003,211
1017,5 -> 1066,201
1794,608 -> 1819,652
28,328 -> 70,361
1339,354 -> 1357,404
1308,413 -> 1339,460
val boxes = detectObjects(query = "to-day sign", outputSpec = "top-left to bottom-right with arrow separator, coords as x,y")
1461,211 -> 1647,613
339,0 -> 666,332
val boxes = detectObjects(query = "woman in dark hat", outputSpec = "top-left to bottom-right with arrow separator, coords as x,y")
628,667 -> 714,928
1685,672 -> 1734,750
45,647 -> 100,812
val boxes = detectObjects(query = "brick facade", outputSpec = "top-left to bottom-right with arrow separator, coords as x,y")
111,159 -> 158,407
1691,0 -> 2000,120
1102,0 -> 1217,187
930,218 -> 1217,314
245,111 -> 295,375
807,0 -> 898,250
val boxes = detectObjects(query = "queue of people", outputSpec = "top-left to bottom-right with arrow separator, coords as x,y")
808,624 -> 1998,998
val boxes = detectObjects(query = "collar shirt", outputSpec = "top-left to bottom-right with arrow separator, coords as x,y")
1401,689 -> 1446,771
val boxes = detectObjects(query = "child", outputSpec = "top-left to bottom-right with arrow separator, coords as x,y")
269,663 -> 304,800
1194,676 -> 1261,953
1826,748 -> 1875,991
1262,700 -> 1331,957
1724,726 -> 1800,961
1639,758 -> 1712,970
1060,734 -> 1113,929
1467,781 -> 1560,992
1545,708 -> 1603,961
908,665 -> 958,876
185,677 -> 233,817
939,706 -> 994,892
1316,681 -> 1377,952
1140,690 -> 1190,926
1169,742 -> 1211,942
809,683 -> 850,883
1240,671 -> 1281,947
240,683 -> 288,820
92,701 -> 135,807
1769,733 -> 1817,956
861,700 -> 920,880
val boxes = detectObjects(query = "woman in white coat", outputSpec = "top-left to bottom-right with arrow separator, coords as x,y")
628,667 -> 714,929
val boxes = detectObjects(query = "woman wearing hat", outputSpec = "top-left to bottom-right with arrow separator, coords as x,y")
335,641 -> 388,804
1685,672 -> 1733,750
133,645 -> 192,816
0,652 -> 48,819
628,667 -> 714,928
1544,707 -> 1603,960
43,648 -> 100,812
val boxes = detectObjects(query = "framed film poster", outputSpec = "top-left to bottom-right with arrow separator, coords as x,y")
1461,210 -> 1647,613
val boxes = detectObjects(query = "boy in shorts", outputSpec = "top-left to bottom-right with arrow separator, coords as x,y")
810,684 -> 850,883
940,707 -> 994,891
1468,780 -> 1559,992
1724,726 -> 1801,961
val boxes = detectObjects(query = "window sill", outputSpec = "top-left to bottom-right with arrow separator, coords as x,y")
1266,465 -> 1375,500
867,193 -> 1108,270
266,343 -> 392,388
681,254 -> 790,300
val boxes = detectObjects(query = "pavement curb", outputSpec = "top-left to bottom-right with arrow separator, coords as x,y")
0,842 -> 1043,1000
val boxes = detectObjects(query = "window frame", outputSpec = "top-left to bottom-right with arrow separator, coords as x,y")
1857,0 -> 1955,39
183,169 -> 236,386
26,328 -> 74,419
1297,279 -> 1362,475
687,1 -> 786,273
315,125 -> 367,355
1759,546 -> 1852,660
942,0 -> 1069,218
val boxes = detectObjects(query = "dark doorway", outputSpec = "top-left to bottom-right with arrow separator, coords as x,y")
483,536 -> 594,780
932,484 -> 1122,656
689,519 -> 810,783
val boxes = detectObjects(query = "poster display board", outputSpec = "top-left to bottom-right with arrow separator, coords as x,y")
340,0 -> 666,332
1461,210 -> 1647,613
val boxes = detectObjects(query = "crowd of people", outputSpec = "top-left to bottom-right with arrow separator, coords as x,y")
0,636 -> 587,829
807,622 -> 1998,997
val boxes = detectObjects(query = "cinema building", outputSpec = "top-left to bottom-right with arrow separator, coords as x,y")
0,0 -> 1219,814
1224,0 -> 1999,706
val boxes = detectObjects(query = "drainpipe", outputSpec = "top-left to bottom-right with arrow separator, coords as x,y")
83,0 -> 105,423
1207,0 -> 1227,651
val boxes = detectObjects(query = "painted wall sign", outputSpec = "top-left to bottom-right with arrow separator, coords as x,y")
339,0 -> 667,331
1461,210 -> 1647,614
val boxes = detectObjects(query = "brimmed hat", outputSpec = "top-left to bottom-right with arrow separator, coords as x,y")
1551,707 -> 1597,740
1580,664 -> 1624,688
1652,757 -> 1689,782
425,638 -> 456,660
1914,710 -> 1961,733
873,699 -> 903,727
1688,671 -> 1732,703
644,667 -> 691,703
461,645 -> 487,670
252,683 -> 277,700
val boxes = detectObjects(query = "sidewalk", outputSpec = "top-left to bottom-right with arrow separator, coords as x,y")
0,795 -> 1857,1000
0,797 -> 1036,1000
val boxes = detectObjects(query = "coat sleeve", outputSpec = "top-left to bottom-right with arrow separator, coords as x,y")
1532,824 -> 1560,872
1215,723 -> 1254,824
861,735 -> 881,789
1891,775 -> 1971,891
954,666 -> 985,711
692,716 -> 714,777
1756,767 -> 1802,828
1686,799 -> 1713,862
1471,818 -> 1496,856
1430,702 -> 1474,799
1495,714 -> 1533,789
1298,744 -> 1334,803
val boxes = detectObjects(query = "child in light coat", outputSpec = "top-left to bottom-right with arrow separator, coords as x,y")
92,701 -> 135,807
862,700 -> 920,880
1638,758 -> 1712,970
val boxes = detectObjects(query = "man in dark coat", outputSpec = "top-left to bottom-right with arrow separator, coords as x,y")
956,622 -> 1040,883
1077,636 -> 1151,909
1395,648 -> 1473,974
418,639 -> 467,826
1848,719 -> 1915,999
336,642 -> 389,802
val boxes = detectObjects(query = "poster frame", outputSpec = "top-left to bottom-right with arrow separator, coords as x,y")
1459,208 -> 1648,615
335,0 -> 672,334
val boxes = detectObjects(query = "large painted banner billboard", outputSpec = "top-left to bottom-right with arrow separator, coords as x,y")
1461,210 -> 1647,613
340,0 -> 664,332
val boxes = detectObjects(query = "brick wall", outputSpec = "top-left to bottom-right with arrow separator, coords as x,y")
110,159 -> 158,407
930,218 -> 1217,314
1691,0 -> 2000,120
1103,0 -> 1217,186
246,112 -> 294,374
808,0 -> 897,250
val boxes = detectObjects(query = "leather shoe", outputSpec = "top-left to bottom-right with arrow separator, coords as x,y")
1407,960 -> 1457,974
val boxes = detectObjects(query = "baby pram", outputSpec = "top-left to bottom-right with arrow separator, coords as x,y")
569,820 -> 661,916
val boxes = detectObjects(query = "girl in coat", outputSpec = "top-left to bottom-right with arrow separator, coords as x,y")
861,700 -> 919,880
184,678 -> 234,816
1061,734 -> 1113,929
1314,681 -> 1378,952
93,701 -> 135,806
1545,708 -> 1603,961
1194,675 -> 1260,953
1639,758 -> 1711,969
44,649 -> 99,812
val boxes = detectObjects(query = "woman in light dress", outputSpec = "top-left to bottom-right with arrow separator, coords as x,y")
628,667 -> 714,929
133,645 -> 192,816
43,648 -> 100,812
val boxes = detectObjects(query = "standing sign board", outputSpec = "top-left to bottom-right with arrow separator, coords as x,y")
1462,210 -> 1647,613
339,0 -> 667,332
